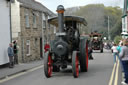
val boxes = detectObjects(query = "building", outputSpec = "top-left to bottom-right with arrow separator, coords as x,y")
0,0 -> 11,65
11,0 -> 56,63
122,0 -> 128,39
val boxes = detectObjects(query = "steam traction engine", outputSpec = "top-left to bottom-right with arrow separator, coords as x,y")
90,32 -> 103,53
44,5 -> 89,78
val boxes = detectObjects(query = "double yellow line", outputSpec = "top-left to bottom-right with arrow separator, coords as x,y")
109,58 -> 120,85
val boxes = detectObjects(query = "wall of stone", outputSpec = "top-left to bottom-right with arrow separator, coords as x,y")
19,6 -> 42,63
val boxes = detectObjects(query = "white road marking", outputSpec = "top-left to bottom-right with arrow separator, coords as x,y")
0,65 -> 44,83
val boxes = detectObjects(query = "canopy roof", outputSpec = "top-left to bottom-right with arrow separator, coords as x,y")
48,16 -> 87,27
89,32 -> 102,37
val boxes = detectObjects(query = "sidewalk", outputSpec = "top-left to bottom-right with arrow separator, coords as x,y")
0,60 -> 43,79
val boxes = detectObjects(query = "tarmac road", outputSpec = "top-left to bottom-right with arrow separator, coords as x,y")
0,49 -> 122,85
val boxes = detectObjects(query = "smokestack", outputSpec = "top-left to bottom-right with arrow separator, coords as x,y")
56,5 -> 65,33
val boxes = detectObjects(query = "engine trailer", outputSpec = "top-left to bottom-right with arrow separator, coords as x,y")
44,5 -> 89,78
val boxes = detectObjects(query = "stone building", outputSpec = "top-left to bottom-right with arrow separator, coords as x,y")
11,0 -> 56,63
122,0 -> 128,39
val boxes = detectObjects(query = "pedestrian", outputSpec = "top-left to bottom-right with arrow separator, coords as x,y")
7,43 -> 14,68
111,43 -> 119,63
119,39 -> 128,85
117,42 -> 124,72
13,41 -> 18,64
88,48 -> 93,60
44,42 -> 50,53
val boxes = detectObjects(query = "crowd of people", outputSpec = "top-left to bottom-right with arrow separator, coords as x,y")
7,41 -> 18,68
111,39 -> 128,85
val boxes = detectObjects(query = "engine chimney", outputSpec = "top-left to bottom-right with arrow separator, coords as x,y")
56,5 -> 65,33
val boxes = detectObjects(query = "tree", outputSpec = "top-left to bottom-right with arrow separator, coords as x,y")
65,4 -> 122,39
114,36 -> 122,45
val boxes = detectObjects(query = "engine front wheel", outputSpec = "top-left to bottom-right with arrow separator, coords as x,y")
79,39 -> 88,72
72,51 -> 79,78
44,52 -> 53,78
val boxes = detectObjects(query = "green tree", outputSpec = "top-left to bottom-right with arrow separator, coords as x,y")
65,4 -> 122,39
114,36 -> 122,45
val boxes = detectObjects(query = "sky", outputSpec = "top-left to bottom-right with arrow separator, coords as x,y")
36,0 -> 124,13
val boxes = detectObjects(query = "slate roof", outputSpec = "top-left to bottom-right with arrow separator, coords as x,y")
17,0 -> 56,17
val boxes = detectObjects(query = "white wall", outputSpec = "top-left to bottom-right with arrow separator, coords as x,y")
122,18 -> 124,32
0,0 -> 10,65
125,16 -> 127,32
11,0 -> 21,38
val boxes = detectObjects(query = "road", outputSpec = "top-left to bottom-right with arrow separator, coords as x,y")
0,49 -> 122,85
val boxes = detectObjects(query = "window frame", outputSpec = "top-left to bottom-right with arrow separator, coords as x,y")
25,9 -> 30,28
26,40 -> 30,56
33,13 -> 37,28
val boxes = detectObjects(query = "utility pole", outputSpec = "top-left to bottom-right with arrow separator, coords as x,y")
108,16 -> 110,40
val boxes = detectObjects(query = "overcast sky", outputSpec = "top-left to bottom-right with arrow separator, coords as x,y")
36,0 -> 124,13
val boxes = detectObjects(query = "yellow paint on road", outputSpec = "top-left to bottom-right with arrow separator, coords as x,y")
114,59 -> 119,85
0,65 -> 44,84
109,63 -> 116,85
108,56 -> 120,85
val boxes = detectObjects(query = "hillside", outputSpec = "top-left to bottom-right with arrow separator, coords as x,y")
65,4 -> 122,39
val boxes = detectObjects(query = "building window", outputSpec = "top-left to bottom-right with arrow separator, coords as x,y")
33,14 -> 37,28
42,13 -> 46,29
25,9 -> 29,28
54,27 -> 56,34
26,40 -> 30,55
48,16 -> 50,19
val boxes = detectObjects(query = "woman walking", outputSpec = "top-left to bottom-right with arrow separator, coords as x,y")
111,43 -> 119,63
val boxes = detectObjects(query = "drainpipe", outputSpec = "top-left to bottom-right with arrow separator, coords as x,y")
9,0 -> 12,42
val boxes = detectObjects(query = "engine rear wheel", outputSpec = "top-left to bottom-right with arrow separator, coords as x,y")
44,52 -> 53,78
79,38 -> 88,72
100,49 -> 103,53
72,51 -> 79,78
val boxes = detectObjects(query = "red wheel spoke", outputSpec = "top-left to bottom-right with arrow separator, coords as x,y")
76,55 -> 79,77
86,43 -> 88,70
48,55 -> 52,77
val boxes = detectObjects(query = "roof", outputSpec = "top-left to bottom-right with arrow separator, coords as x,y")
17,0 -> 56,17
48,16 -> 87,27
89,32 -> 102,37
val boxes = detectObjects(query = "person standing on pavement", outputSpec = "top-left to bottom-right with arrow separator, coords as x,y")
119,39 -> 128,85
7,43 -> 14,68
111,43 -> 119,63
13,41 -> 18,64
117,42 -> 124,72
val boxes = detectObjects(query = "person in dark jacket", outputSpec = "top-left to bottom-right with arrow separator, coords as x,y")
8,43 -> 14,68
119,39 -> 128,85
13,41 -> 18,64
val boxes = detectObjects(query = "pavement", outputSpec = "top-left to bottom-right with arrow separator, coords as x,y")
0,59 -> 43,80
